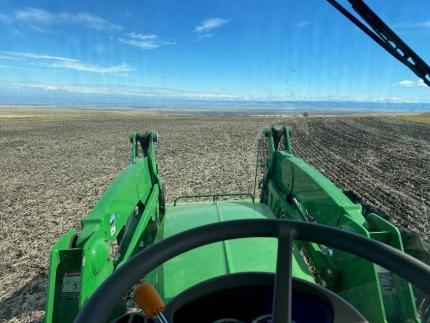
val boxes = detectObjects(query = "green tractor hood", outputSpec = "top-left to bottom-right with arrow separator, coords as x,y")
148,200 -> 314,300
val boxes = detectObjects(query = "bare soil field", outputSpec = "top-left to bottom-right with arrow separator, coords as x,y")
400,112 -> 430,124
0,110 -> 429,322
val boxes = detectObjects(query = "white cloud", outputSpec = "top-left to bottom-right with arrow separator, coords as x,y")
2,82 -> 236,100
119,33 -> 175,49
50,61 -> 132,73
126,32 -> 157,40
2,51 -> 133,73
0,53 -> 20,60
194,17 -> 229,34
14,8 -> 54,23
393,79 -> 427,88
2,81 -> 427,103
119,38 -> 158,49
417,79 -> 427,87
394,80 -> 415,87
296,20 -> 311,28
0,8 -> 121,31
120,33 -> 159,49
2,51 -> 75,62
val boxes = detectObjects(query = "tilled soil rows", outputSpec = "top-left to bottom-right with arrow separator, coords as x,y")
0,114 -> 429,322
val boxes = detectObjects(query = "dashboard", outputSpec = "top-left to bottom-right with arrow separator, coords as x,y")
114,272 -> 367,323
172,285 -> 332,322
164,272 -> 367,323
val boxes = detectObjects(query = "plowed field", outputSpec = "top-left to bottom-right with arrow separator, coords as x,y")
0,110 -> 428,322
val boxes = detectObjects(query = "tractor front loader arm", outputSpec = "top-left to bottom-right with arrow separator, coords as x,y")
44,130 -> 165,323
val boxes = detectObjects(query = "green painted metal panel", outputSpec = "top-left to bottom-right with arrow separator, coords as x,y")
117,184 -> 160,267
76,157 -> 152,247
367,213 -> 419,322
147,200 -> 314,300
45,229 -> 78,323
273,151 -> 367,227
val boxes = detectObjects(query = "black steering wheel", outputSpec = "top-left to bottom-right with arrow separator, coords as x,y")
75,219 -> 430,323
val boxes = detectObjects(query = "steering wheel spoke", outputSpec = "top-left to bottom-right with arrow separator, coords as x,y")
272,232 -> 293,323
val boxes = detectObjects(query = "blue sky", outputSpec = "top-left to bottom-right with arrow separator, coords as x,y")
0,0 -> 429,106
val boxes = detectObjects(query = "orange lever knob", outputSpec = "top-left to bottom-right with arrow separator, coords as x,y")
133,282 -> 166,318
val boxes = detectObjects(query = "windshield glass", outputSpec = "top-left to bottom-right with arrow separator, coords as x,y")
0,1 -> 429,323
